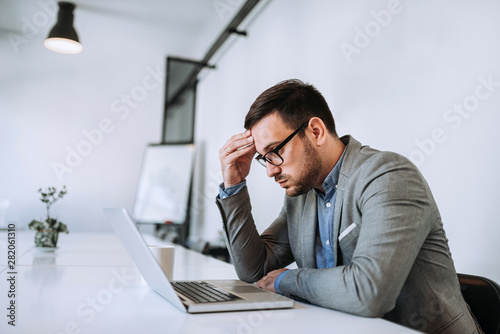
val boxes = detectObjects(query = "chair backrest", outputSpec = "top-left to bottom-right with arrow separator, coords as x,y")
458,273 -> 500,334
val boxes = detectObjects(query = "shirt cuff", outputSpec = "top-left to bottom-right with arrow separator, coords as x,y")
219,181 -> 246,199
274,270 -> 290,295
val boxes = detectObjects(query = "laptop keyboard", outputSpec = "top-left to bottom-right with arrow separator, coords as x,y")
172,281 -> 242,304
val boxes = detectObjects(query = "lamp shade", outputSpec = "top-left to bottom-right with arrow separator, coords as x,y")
44,2 -> 83,54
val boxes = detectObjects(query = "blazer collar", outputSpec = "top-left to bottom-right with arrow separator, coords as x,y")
337,135 -> 362,182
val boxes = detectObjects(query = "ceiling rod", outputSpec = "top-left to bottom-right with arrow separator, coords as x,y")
165,0 -> 262,109
200,0 -> 260,67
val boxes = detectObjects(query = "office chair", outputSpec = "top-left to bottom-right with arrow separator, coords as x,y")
458,273 -> 500,334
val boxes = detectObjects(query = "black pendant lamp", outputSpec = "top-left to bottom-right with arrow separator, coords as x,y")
44,2 -> 83,54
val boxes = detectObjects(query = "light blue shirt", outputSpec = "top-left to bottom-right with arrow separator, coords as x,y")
218,148 -> 346,294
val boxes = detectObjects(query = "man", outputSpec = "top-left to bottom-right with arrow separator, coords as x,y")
215,79 -> 481,333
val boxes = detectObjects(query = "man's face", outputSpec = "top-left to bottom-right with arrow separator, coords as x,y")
251,115 -> 322,197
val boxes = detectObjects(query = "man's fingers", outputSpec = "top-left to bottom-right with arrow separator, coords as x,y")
221,130 -> 254,156
223,138 -> 254,157
255,268 -> 289,292
219,130 -> 255,188
256,277 -> 270,290
256,274 -> 275,292
220,142 -> 255,162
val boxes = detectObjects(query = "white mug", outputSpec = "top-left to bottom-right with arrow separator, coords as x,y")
148,245 -> 175,281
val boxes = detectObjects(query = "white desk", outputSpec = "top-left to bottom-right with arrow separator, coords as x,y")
0,231 -> 418,334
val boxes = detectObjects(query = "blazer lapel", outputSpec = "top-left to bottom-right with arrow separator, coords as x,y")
332,135 -> 361,265
300,192 -> 317,268
332,184 -> 344,266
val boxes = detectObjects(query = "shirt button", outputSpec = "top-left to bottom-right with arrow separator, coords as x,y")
326,240 -> 330,245
326,202 -> 331,208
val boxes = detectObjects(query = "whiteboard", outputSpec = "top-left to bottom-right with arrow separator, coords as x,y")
132,144 -> 195,224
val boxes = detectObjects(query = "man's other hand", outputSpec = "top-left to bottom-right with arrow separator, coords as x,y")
255,268 -> 289,292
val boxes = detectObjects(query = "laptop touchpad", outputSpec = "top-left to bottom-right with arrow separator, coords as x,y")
225,285 -> 268,294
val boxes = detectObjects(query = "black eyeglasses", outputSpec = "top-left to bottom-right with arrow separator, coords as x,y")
255,121 -> 309,167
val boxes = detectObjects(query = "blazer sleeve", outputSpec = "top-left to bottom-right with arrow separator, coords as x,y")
277,153 -> 436,317
215,186 -> 295,283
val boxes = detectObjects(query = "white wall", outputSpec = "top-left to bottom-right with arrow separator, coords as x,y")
2,0 -> 499,283
193,0 -> 500,283
0,0 -> 227,231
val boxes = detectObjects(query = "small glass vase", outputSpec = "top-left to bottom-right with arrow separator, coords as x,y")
34,229 -> 60,248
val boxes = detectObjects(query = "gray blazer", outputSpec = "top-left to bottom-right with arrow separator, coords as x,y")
216,135 -> 481,333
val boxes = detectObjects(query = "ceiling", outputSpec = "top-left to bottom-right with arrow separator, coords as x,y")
0,0 -> 249,62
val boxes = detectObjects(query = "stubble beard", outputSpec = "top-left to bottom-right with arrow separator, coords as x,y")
282,138 -> 322,197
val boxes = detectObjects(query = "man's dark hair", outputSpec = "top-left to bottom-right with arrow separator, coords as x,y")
244,79 -> 337,136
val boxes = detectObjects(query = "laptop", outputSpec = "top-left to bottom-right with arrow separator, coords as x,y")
103,208 -> 294,313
